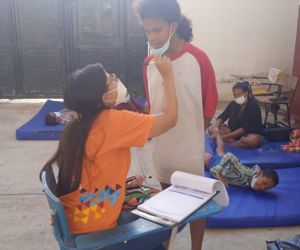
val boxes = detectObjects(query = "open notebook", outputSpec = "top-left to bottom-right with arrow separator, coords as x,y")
132,171 -> 229,226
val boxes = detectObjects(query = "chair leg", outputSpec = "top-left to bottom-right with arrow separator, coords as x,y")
167,227 -> 178,250
264,104 -> 271,126
274,111 -> 278,124
287,104 -> 291,127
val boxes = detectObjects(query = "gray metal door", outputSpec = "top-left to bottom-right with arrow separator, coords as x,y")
70,0 -> 125,75
69,0 -> 147,97
0,0 -> 18,97
125,0 -> 148,97
0,0 -> 147,98
15,0 -> 67,97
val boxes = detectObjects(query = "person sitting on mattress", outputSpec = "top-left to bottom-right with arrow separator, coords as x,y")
208,81 -> 263,148
205,127 -> 279,191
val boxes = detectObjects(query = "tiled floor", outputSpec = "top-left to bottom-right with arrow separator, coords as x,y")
0,101 -> 299,250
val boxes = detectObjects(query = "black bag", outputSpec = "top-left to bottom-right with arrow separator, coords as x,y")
263,123 -> 293,142
266,234 -> 300,250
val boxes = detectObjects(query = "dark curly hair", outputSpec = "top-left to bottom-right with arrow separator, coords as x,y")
133,0 -> 193,42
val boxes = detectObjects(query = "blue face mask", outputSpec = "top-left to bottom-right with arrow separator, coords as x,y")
54,112 -> 62,118
148,26 -> 173,55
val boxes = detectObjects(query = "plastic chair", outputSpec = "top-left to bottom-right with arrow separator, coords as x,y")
256,76 -> 298,127
41,165 -> 223,250
250,68 -> 285,97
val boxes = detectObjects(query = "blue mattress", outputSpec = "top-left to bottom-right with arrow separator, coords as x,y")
205,134 -> 300,169
206,167 -> 300,228
16,100 -> 64,140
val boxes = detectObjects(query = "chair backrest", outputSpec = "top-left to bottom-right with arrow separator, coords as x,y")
41,166 -> 73,246
268,68 -> 282,83
282,76 -> 299,97
268,74 -> 298,99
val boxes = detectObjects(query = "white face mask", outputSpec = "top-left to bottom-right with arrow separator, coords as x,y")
115,79 -> 130,106
235,95 -> 247,105
105,79 -> 130,107
250,175 -> 258,189
147,25 -> 173,55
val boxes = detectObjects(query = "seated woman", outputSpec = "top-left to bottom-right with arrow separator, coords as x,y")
40,55 -> 178,249
209,81 -> 263,148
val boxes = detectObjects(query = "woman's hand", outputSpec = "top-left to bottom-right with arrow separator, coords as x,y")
126,175 -> 145,189
209,126 -> 219,140
153,55 -> 173,80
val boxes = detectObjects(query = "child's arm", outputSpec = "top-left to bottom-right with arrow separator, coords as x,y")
211,127 -> 225,156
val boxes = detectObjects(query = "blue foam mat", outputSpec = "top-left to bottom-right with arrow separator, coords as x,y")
16,100 -> 64,140
205,134 -> 300,169
206,167 -> 300,228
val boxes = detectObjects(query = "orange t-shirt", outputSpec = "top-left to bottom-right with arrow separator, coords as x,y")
60,109 -> 153,234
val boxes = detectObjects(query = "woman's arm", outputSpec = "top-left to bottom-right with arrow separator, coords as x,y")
208,117 -> 224,135
149,55 -> 178,138
208,102 -> 232,133
216,102 -> 233,125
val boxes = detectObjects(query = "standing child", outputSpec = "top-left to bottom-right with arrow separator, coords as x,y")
41,56 -> 178,249
133,0 -> 218,249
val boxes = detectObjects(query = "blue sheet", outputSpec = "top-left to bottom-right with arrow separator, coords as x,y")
205,134 -> 300,169
16,100 -> 64,140
206,167 -> 300,228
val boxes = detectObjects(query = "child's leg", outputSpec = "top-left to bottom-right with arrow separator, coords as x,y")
217,153 -> 241,171
190,219 -> 205,250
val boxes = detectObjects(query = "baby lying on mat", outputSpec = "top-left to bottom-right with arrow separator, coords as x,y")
44,109 -> 79,125
45,97 -> 145,126
205,128 -> 279,191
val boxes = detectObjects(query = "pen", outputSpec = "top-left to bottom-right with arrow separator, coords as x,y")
143,61 -> 155,66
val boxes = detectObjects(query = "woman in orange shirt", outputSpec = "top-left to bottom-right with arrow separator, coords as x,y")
41,55 -> 177,249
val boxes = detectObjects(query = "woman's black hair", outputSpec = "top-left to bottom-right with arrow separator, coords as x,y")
232,81 -> 252,96
45,113 -> 57,126
133,0 -> 193,42
41,63 -> 107,197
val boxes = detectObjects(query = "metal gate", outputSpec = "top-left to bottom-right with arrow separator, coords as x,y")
0,0 -> 147,98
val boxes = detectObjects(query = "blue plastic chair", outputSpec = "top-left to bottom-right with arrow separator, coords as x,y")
41,166 -> 223,250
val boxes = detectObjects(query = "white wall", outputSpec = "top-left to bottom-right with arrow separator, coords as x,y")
179,0 -> 299,82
